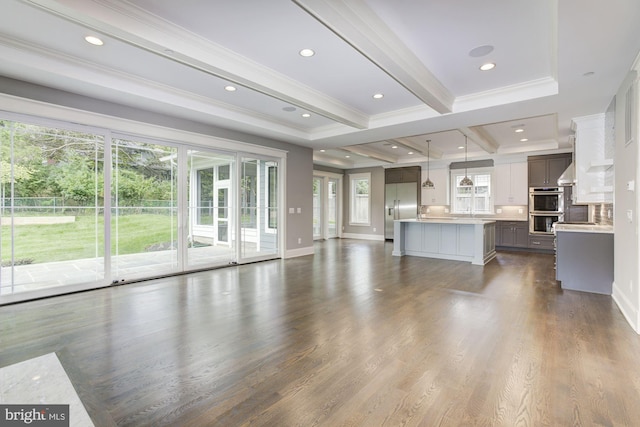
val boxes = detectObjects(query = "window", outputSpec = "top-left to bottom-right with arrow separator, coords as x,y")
349,173 -> 370,225
451,170 -> 493,214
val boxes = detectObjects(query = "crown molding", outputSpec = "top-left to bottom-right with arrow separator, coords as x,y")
454,77 -> 559,113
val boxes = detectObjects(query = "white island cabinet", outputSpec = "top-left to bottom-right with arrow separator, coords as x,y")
392,219 -> 496,265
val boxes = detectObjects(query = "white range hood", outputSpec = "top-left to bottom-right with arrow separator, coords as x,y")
557,162 -> 575,186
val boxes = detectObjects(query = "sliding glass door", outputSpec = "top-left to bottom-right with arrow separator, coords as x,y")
0,114 -> 283,302
111,137 -> 178,281
239,157 -> 279,262
0,120 -> 105,295
187,149 -> 236,267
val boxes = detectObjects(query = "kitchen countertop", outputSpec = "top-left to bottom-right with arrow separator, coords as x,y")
398,218 -> 496,225
421,216 -> 527,222
554,223 -> 613,234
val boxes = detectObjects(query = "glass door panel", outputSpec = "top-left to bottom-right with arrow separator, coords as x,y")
187,149 -> 235,267
313,177 -> 322,239
0,120 -> 105,295
111,138 -> 178,281
239,157 -> 279,261
327,178 -> 338,238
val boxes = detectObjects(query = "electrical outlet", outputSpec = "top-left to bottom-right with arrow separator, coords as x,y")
444,208 -> 449,213
297,237 -> 301,244
373,228 -> 376,232
518,208 -> 523,214
496,208 -> 502,214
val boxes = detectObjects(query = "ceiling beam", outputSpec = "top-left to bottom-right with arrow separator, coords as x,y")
460,127 -> 499,154
342,145 -> 397,163
293,0 -> 454,114
391,138 -> 444,159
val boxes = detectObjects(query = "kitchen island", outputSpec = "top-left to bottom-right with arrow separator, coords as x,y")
392,218 -> 496,265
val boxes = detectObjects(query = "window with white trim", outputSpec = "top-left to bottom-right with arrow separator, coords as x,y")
451,169 -> 493,214
349,172 -> 370,225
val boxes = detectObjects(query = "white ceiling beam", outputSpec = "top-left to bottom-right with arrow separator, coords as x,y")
313,152 -> 356,168
22,0 -> 370,129
342,145 -> 397,163
391,138 -> 444,159
293,0 -> 454,114
460,127 -> 499,154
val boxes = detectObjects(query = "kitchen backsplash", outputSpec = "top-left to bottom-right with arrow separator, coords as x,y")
592,203 -> 614,226
419,205 -> 528,220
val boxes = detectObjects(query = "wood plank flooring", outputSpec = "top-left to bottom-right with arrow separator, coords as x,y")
2,239 -> 640,426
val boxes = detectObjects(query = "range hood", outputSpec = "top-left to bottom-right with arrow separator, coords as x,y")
557,162 -> 575,186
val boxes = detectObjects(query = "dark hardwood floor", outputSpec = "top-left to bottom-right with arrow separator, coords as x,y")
1,239 -> 639,426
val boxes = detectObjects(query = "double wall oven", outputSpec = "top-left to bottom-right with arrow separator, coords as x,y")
529,187 -> 564,234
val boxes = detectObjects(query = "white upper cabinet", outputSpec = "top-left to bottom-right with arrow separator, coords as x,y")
494,162 -> 528,206
421,168 -> 448,205
572,113 -> 614,203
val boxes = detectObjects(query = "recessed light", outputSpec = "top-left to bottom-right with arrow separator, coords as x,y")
515,128 -> 524,133
373,93 -> 384,99
299,48 -> 315,57
391,145 -> 398,149
408,152 -> 414,155
520,138 -> 529,142
283,106 -> 296,112
224,85 -> 237,92
458,146 -> 465,150
301,113 -> 311,118
479,62 -> 496,71
345,155 -> 351,158
320,149 -> 326,152
84,36 -> 104,46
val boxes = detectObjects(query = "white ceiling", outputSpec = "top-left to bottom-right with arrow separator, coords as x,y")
1,0 -> 639,169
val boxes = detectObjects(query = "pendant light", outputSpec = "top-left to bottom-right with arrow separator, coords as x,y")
422,139 -> 435,189
459,134 -> 474,187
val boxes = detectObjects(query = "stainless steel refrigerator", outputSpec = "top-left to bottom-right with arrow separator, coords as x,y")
385,182 -> 418,239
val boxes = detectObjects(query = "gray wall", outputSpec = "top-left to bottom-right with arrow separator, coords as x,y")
613,68 -> 640,332
342,166 -> 385,238
0,76 -> 313,253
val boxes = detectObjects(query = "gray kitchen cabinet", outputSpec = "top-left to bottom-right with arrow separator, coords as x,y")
556,230 -> 613,294
528,154 -> 570,187
528,234 -> 554,251
497,221 -> 528,248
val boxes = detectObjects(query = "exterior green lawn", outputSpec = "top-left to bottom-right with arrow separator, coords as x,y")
1,214 -> 176,264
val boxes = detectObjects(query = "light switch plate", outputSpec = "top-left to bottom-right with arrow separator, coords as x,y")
288,207 -> 294,214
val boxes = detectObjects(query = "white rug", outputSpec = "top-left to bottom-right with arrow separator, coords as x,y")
0,352 -> 94,427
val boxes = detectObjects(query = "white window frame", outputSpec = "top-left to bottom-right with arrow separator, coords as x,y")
450,167 -> 494,214
265,162 -> 278,233
349,172 -> 371,226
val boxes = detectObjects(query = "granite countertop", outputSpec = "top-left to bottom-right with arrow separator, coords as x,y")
554,223 -> 614,234
398,218 -> 496,225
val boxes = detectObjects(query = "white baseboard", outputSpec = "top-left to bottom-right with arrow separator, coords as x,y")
612,281 -> 640,333
341,233 -> 386,241
284,246 -> 314,259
